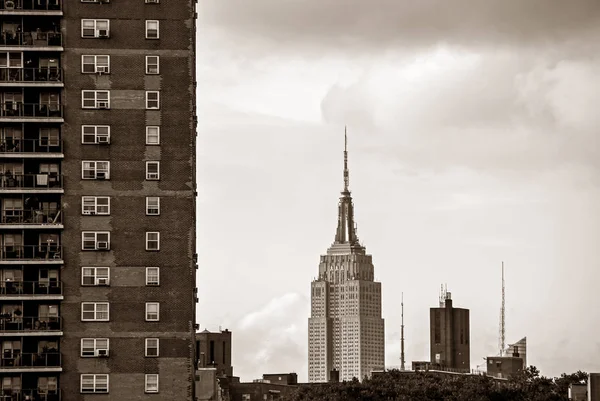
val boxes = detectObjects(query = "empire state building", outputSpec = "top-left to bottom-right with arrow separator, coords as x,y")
308,131 -> 385,382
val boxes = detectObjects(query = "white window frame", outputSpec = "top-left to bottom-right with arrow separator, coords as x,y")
81,161 -> 110,180
81,125 -> 110,144
145,91 -> 160,110
145,0 -> 160,3
81,196 -> 110,215
146,267 -> 160,286
81,19 -> 110,38
81,231 -> 111,251
80,374 -> 109,393
145,374 -> 159,393
145,338 -> 159,357
81,55 -> 110,74
146,232 -> 160,251
81,302 -> 110,322
80,338 -> 110,357
81,90 -> 110,109
81,267 -> 110,286
146,197 -> 160,215
145,302 -> 159,321
145,20 -> 160,39
145,126 -> 160,145
146,161 -> 160,180
145,56 -> 160,74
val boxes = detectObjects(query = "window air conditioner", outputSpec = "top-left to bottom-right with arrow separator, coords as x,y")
97,277 -> 109,286
96,101 -> 109,109
96,66 -> 109,74
148,173 -> 159,180
146,0 -> 159,3
97,135 -> 110,144
97,349 -> 108,357
98,29 -> 109,38
96,241 -> 109,250
96,172 -> 106,180
82,210 -> 94,215
5,1 -> 15,10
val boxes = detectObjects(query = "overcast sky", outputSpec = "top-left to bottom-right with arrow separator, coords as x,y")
196,0 -> 600,382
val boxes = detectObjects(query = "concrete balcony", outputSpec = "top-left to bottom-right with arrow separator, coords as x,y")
0,139 -> 63,158
0,0 -> 62,16
0,315 -> 62,336
0,31 -> 63,51
0,280 -> 63,300
0,174 -> 63,194
0,209 -> 63,229
0,103 -> 63,122
0,67 -> 63,87
0,389 -> 61,401
0,245 -> 62,264
0,352 -> 61,372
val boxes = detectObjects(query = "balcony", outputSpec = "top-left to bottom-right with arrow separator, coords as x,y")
0,174 -> 63,193
0,139 -> 63,158
0,103 -> 62,122
0,68 -> 63,87
0,389 -> 61,401
0,352 -> 61,371
0,32 -> 62,50
0,281 -> 62,300
0,209 -> 62,228
0,315 -> 61,335
0,245 -> 62,264
0,0 -> 62,14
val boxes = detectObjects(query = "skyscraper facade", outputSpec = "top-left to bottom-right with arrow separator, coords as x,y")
308,133 -> 385,383
0,0 -> 197,399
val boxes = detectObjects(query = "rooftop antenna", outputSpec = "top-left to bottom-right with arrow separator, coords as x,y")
343,126 -> 349,193
400,292 -> 405,371
499,262 -> 505,356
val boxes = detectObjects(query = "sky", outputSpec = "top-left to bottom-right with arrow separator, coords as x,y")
196,0 -> 600,382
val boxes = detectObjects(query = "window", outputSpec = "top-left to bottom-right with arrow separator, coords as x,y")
145,374 -> 159,393
145,56 -> 159,74
82,0 -> 111,2
82,161 -> 110,180
81,338 -> 109,357
81,231 -> 110,251
39,127 -> 60,146
0,52 -> 23,68
81,267 -> 110,286
145,0 -> 160,3
146,126 -> 160,145
81,90 -> 110,109
82,196 -> 110,215
81,55 -> 110,74
146,232 -> 160,251
146,91 -> 160,109
82,125 -> 110,144
80,374 -> 109,393
146,161 -> 160,180
145,302 -> 159,321
146,197 -> 160,215
146,267 -> 160,286
145,20 -> 159,39
81,19 -> 110,38
81,302 -> 109,321
145,338 -> 159,357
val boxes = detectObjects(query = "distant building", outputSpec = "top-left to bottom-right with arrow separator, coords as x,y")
589,373 -> 600,401
486,356 -> 523,379
429,288 -> 470,372
195,368 -> 220,401
568,383 -> 587,401
505,337 -> 527,368
197,329 -> 233,377
262,373 -> 298,385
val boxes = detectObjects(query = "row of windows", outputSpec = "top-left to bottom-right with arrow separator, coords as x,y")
81,160 -> 160,180
81,125 -> 160,145
81,338 -> 158,357
81,373 -> 158,394
81,90 -> 160,110
81,302 -> 160,321
82,55 -> 160,75
81,19 -> 160,40
82,196 -> 160,215
82,266 -> 159,286
81,231 -> 160,251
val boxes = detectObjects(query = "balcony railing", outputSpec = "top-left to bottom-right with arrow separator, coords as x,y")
0,0 -> 62,11
0,281 -> 62,295
1,209 -> 62,224
0,174 -> 63,190
0,389 -> 60,401
0,32 -> 62,47
0,103 -> 63,118
0,68 -> 62,83
0,352 -> 61,368
0,316 -> 61,331
0,245 -> 62,260
0,139 -> 63,154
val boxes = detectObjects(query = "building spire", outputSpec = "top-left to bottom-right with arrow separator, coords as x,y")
344,126 -> 349,193
334,127 -> 360,246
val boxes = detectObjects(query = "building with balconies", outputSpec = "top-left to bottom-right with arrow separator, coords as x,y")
0,0 -> 197,399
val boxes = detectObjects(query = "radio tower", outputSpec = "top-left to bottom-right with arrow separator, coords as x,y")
400,292 -> 405,370
499,262 -> 505,356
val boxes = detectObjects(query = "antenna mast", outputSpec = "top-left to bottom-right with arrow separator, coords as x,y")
499,262 -> 505,356
400,292 -> 405,371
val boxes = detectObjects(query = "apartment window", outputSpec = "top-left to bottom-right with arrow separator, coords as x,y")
0,52 -> 23,68
146,197 -> 160,215
81,231 -> 110,251
80,374 -> 109,393
39,127 -> 60,146
145,338 -> 159,357
82,196 -> 110,215
81,267 -> 110,286
81,19 -> 110,38
146,91 -> 160,109
82,161 -> 110,180
145,0 -> 160,3
81,302 -> 109,321
146,126 -> 160,145
145,20 -> 159,39
81,338 -> 109,357
82,125 -> 110,144
146,267 -> 160,286
145,56 -> 159,74
81,90 -> 110,109
145,374 -> 159,393
146,232 -> 160,251
81,55 -> 110,74
145,302 -> 159,321
146,161 -> 160,180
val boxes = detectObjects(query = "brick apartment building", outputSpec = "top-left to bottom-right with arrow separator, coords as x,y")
0,0 -> 197,399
